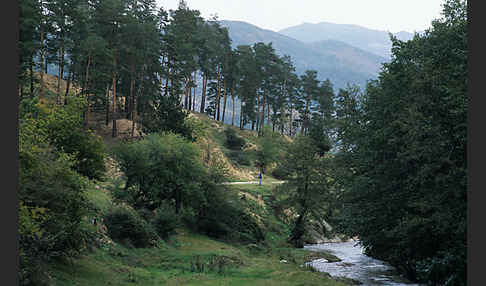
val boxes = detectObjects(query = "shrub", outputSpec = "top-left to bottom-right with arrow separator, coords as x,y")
113,133 -> 206,213
19,118 -> 92,285
271,164 -> 290,180
227,150 -> 251,166
21,96 -> 106,180
224,128 -> 246,150
42,100 -> 106,180
255,130 -> 283,172
152,207 -> 179,240
103,206 -> 157,248
141,94 -> 195,141
194,184 -> 264,244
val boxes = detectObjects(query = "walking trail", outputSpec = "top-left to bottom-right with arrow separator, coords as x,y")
221,181 -> 285,185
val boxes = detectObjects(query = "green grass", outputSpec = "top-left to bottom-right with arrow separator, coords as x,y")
48,230 -> 348,286
48,174 -> 347,286
46,112 -> 349,285
84,180 -> 114,215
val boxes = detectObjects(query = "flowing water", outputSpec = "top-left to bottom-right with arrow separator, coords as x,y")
304,241 -> 422,285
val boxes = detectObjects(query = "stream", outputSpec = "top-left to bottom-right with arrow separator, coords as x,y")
304,241 -> 422,285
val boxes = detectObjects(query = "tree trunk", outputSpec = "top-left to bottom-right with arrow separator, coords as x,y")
222,78 -> 228,123
260,92 -> 266,136
83,55 -> 91,95
290,209 -> 307,248
57,39 -> 65,105
85,79 -> 91,128
302,97 -> 310,135
281,104 -> 286,135
216,65 -> 221,121
105,84 -> 110,126
192,71 -> 196,111
64,63 -> 72,105
272,109 -> 277,132
112,48 -> 118,138
289,104 -> 293,137
267,101 -> 271,128
164,58 -> 170,96
255,92 -> 260,132
200,73 -> 207,113
129,62 -> 135,121
184,80 -> 189,109
39,7 -> 45,100
29,57 -> 34,99
240,103 -> 244,130
188,72 -> 193,111
231,85 -> 235,126
133,75 -> 144,138
160,55 -> 165,94
281,79 -> 287,134
131,79 -> 136,137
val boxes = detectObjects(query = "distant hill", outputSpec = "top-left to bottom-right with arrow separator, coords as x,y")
278,22 -> 416,59
220,20 -> 387,91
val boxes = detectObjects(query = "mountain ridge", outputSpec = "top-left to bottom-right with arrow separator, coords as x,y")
278,21 -> 417,58
220,20 -> 387,91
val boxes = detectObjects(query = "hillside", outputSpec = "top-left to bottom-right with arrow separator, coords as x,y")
39,101 -> 353,285
220,20 -> 386,90
278,21 -> 416,59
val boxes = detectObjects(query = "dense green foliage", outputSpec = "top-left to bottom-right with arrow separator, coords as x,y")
224,127 -> 246,150
19,97 -> 106,285
255,127 -> 284,173
151,206 -> 180,240
18,0 -> 468,285
114,132 -> 205,213
114,132 -> 264,243
141,94 -> 195,141
194,183 -> 265,244
332,1 -> 467,284
104,206 -> 158,248
19,0 -> 343,139
20,97 -> 106,179
275,135 -> 333,247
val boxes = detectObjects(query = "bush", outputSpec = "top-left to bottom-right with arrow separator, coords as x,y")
256,130 -> 282,172
227,150 -> 251,166
271,163 -> 290,180
103,206 -> 157,248
152,206 -> 179,240
141,94 -> 195,141
224,128 -> 246,150
21,96 -> 106,180
19,118 -> 92,285
113,133 -> 206,213
43,100 -> 106,180
194,184 -> 264,244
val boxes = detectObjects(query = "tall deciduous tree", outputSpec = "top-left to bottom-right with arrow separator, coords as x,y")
334,1 -> 467,284
276,135 -> 332,248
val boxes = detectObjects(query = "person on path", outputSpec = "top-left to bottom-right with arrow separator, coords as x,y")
258,171 -> 263,185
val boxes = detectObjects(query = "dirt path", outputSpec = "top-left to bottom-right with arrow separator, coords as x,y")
221,181 -> 285,185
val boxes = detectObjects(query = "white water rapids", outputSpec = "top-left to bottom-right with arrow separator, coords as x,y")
304,241 -> 422,285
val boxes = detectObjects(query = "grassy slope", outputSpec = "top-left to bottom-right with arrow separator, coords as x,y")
46,104 -> 352,285
49,229 -> 349,286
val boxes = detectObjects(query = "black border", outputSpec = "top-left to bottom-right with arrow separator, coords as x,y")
467,0 -> 478,285
3,0 -> 19,285
6,1 -> 476,286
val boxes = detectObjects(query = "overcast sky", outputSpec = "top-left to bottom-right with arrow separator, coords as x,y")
155,0 -> 445,33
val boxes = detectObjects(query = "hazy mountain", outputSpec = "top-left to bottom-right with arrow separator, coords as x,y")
220,20 -> 387,91
278,22 -> 416,59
